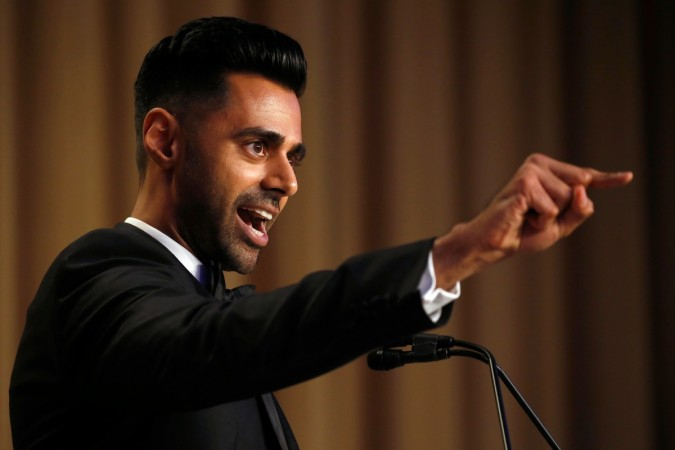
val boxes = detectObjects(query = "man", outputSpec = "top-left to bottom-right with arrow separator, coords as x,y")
9,17 -> 632,450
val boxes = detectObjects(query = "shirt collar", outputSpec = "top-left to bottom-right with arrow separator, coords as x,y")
124,217 -> 205,282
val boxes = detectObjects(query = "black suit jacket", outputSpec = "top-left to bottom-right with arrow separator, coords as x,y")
10,223 -> 451,449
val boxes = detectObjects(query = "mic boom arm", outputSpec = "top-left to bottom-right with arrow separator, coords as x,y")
367,334 -> 562,450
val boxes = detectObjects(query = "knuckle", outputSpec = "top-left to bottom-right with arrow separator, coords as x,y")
526,153 -> 547,166
516,171 -> 538,192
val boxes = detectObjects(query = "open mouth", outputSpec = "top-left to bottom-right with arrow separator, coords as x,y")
237,207 -> 274,247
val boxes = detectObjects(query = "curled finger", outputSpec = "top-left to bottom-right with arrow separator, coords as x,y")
558,185 -> 595,237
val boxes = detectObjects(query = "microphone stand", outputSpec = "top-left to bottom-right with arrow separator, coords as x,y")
453,339 -> 512,450
368,334 -> 562,450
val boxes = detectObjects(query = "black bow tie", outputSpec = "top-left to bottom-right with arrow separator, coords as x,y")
208,262 -> 255,301
223,284 -> 256,301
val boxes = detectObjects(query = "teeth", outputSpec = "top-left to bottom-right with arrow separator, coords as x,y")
248,208 -> 273,220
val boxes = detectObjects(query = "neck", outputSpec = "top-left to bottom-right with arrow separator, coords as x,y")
131,174 -> 192,257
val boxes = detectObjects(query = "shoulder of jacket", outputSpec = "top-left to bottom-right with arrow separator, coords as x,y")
56,222 -> 174,265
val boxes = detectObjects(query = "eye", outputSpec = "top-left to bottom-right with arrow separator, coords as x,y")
245,141 -> 266,157
288,152 -> 303,168
287,147 -> 306,168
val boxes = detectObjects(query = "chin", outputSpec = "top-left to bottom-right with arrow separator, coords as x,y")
230,261 -> 258,275
218,247 -> 259,274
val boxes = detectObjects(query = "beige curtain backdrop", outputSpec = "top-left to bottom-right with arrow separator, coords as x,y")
1,0 -> 673,449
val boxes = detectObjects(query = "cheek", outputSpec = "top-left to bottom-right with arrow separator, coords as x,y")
225,163 -> 266,192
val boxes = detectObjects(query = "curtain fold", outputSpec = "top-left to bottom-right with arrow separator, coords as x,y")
1,1 -> 672,449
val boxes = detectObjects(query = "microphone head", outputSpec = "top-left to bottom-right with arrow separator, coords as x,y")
367,348 -> 405,371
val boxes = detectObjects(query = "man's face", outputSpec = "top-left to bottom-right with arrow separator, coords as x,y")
175,73 -> 304,273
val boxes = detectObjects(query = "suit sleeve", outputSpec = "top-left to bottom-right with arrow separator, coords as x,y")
54,231 -> 452,410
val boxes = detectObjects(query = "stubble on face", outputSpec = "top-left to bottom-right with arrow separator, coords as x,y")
176,135 -> 267,274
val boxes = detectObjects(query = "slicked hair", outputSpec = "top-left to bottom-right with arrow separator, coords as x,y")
133,17 -> 307,179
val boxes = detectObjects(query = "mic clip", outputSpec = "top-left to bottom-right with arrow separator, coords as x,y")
368,334 -> 454,370
406,333 -> 453,362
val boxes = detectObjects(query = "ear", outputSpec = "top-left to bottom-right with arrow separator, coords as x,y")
142,108 -> 182,170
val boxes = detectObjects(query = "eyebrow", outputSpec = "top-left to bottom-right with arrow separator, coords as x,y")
234,127 -> 307,163
233,127 -> 286,146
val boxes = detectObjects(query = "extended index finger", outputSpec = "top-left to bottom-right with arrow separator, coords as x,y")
543,156 -> 633,188
586,169 -> 634,189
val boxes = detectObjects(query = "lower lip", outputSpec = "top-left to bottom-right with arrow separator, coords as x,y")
236,214 -> 269,248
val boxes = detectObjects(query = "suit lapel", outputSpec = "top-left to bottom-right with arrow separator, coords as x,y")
210,267 -> 295,449
260,393 -> 290,450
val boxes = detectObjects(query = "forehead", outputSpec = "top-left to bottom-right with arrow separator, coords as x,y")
214,73 -> 303,139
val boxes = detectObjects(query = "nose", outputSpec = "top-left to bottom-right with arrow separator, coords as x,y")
261,154 -> 298,197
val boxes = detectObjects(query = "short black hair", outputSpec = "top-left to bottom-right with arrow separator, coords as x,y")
133,16 -> 307,178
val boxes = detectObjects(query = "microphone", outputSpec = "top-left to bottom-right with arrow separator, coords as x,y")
366,333 -> 562,450
368,333 -> 454,370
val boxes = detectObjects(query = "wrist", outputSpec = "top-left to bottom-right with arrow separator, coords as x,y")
431,221 -> 505,289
